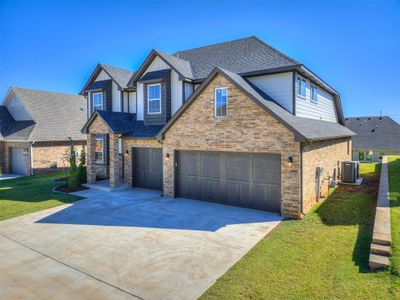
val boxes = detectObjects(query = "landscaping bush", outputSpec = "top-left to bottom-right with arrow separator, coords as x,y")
67,141 -> 79,190
77,145 -> 86,184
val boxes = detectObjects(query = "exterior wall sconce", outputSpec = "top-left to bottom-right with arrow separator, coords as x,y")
24,148 -> 29,155
125,149 -> 129,156
288,156 -> 293,167
165,153 -> 170,161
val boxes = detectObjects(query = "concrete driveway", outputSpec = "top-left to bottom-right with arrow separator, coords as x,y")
0,188 -> 282,300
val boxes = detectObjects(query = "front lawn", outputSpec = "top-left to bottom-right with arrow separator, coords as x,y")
201,162 -> 400,299
0,171 -> 82,221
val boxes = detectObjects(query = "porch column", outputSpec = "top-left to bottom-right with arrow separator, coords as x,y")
109,133 -> 121,188
86,133 -> 96,184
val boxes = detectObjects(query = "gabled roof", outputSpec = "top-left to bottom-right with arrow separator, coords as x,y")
1,87 -> 87,141
80,64 -> 135,94
346,116 -> 400,151
157,67 -> 354,142
173,36 -> 299,80
81,111 -> 136,134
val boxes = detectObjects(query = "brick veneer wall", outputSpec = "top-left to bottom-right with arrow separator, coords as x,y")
162,74 -> 302,218
86,117 -> 113,183
301,137 -> 352,213
32,141 -> 85,174
123,138 -> 162,187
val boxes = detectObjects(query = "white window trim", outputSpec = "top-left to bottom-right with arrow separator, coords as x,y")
95,137 -> 105,164
214,87 -> 228,118
147,83 -> 161,114
297,76 -> 307,99
92,92 -> 104,111
311,84 -> 318,104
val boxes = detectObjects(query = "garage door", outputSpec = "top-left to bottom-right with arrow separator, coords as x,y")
11,147 -> 26,175
132,148 -> 163,190
176,151 -> 281,212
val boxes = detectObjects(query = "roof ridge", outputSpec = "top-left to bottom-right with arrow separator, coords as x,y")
100,63 -> 134,73
251,36 -> 299,65
173,36 -> 258,55
11,86 -> 83,97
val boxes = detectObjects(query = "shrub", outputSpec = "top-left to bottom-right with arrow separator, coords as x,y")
67,140 -> 79,190
77,145 -> 86,184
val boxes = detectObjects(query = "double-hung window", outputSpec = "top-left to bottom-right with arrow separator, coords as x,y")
147,84 -> 161,114
215,87 -> 228,117
297,77 -> 306,98
95,136 -> 105,164
92,92 -> 103,111
311,85 -> 318,103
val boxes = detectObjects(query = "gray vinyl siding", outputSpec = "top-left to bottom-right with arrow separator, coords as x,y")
247,72 -> 293,113
143,73 -> 171,125
295,73 -> 337,122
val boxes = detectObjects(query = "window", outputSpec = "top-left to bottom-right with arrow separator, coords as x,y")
92,92 -> 103,111
215,87 -> 228,117
297,77 -> 306,98
311,85 -> 318,103
95,136 -> 105,164
147,84 -> 161,114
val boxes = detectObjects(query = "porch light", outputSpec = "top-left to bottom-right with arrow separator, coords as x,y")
288,156 -> 293,167
165,153 -> 170,161
125,149 -> 129,156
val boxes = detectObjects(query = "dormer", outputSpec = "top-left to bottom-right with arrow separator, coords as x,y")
80,64 -> 135,118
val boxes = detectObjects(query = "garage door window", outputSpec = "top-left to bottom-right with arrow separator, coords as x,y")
215,87 -> 228,117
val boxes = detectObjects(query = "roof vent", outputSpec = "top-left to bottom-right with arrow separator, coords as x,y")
368,117 -> 371,120
371,129 -> 375,132
379,117 -> 382,120
356,118 -> 360,120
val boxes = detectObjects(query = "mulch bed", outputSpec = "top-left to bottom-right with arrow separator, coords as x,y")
54,177 -> 68,182
55,184 -> 88,193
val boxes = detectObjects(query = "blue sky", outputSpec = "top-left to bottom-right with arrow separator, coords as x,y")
1,0 -> 399,122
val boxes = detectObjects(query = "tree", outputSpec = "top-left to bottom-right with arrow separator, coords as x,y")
67,140 -> 79,189
77,145 -> 86,184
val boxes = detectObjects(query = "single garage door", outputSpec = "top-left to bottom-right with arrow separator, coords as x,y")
132,147 -> 163,190
11,147 -> 26,175
176,151 -> 281,212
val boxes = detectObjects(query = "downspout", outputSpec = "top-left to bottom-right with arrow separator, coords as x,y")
30,141 -> 36,175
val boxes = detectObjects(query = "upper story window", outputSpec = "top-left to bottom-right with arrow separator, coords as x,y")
311,85 -> 318,103
297,77 -> 306,98
92,92 -> 103,111
215,87 -> 228,118
147,84 -> 161,114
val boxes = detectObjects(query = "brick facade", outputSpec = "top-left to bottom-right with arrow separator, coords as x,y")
0,140 -> 85,175
162,74 -> 302,218
301,138 -> 352,213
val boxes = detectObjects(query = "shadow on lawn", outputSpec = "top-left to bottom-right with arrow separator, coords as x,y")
0,173 -> 79,204
314,175 -> 380,273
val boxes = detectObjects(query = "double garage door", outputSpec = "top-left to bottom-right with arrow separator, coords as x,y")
132,148 -> 281,213
176,151 -> 281,213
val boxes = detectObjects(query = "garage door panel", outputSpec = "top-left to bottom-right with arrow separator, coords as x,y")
133,148 -> 162,190
177,151 -> 281,213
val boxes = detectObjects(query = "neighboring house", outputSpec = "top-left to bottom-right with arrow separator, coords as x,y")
0,87 -> 87,175
346,116 -> 400,162
81,36 -> 354,218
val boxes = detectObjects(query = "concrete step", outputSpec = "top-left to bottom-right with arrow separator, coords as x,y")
369,254 -> 390,271
372,232 -> 392,246
371,243 -> 391,256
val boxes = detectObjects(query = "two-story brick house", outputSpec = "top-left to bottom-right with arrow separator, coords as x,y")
81,37 -> 354,218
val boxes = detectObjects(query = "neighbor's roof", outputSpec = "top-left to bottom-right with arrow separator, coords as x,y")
1,87 -> 87,141
158,67 -> 354,142
346,116 -> 400,151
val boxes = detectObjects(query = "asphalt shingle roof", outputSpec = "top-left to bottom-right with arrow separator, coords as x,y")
125,121 -> 164,138
1,87 -> 87,141
346,116 -> 400,151
172,36 -> 299,80
101,64 -> 135,89
95,111 -> 136,133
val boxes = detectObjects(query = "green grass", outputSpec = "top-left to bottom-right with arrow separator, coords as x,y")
388,157 -> 400,294
360,162 -> 381,180
0,171 -> 81,221
201,162 -> 400,299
